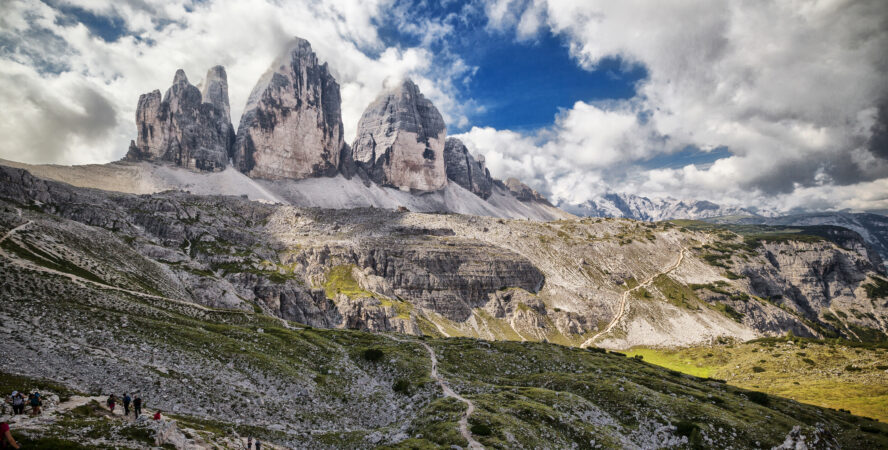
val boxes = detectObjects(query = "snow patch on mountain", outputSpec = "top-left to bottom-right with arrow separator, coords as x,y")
560,192 -> 777,221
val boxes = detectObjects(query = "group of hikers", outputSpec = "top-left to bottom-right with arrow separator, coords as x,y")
104,392 -> 151,419
5,391 -> 42,417
3,390 -> 265,448
1,390 -> 39,449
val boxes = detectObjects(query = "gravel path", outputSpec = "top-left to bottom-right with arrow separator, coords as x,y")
581,246 -> 688,348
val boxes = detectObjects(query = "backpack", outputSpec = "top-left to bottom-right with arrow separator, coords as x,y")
30,395 -> 40,406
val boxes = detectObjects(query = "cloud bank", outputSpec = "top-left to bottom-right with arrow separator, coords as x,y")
456,0 -> 888,212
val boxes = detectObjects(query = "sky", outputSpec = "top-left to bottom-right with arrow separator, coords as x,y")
1,0 -> 886,213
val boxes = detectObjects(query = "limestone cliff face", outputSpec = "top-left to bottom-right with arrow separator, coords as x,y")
351,79 -> 447,191
200,65 -> 235,159
443,138 -> 493,199
126,69 -> 231,171
233,38 -> 344,180
733,239 -> 884,335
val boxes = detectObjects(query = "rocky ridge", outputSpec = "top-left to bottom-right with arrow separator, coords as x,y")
125,69 -> 232,171
115,36 -> 559,216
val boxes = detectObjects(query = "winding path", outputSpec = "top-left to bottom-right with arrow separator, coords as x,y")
0,220 -> 32,244
419,342 -> 483,449
581,246 -> 688,348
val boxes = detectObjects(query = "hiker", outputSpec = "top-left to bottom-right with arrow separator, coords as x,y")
9,392 -> 24,415
133,394 -> 142,417
29,391 -> 41,415
254,438 -> 261,450
106,394 -> 116,413
123,393 -> 132,416
1,420 -> 21,449
153,410 -> 162,421
247,436 -> 253,449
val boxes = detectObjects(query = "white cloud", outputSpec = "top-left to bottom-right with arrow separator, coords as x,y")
462,0 -> 888,212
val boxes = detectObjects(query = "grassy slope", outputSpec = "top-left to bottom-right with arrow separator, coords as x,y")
4,254 -> 886,447
626,338 -> 888,422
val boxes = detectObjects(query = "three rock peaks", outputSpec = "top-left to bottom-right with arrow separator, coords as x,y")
126,37 -> 542,201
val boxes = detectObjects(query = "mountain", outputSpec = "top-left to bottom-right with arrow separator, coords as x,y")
233,38 -> 345,180
561,192 -> 771,221
705,212 -> 888,270
102,36 -> 564,220
351,79 -> 447,191
443,137 -> 493,199
125,69 -> 233,171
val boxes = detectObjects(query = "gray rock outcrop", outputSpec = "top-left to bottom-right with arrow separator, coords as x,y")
351,79 -> 447,191
125,69 -> 231,171
200,65 -> 235,158
443,137 -> 493,199
502,177 -> 551,205
233,37 -> 344,180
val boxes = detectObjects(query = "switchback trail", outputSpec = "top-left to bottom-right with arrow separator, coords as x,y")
419,341 -> 483,449
382,333 -> 482,448
581,246 -> 688,348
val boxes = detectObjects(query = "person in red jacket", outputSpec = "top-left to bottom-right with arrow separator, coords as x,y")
153,410 -> 162,421
1,421 -> 21,449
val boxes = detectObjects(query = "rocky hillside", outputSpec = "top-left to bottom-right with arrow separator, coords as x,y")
2,165 -> 885,352
3,254 -> 887,448
707,212 -> 888,271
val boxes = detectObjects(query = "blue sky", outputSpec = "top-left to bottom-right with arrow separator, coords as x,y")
0,0 -> 886,213
375,2 -> 648,133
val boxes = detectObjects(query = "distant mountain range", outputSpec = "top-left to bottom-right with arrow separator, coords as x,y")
558,192 -> 778,221
559,193 -> 887,269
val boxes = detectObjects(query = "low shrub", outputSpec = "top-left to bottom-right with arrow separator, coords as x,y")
746,391 -> 770,407
752,366 -> 766,373
363,348 -> 384,362
392,379 -> 410,395
471,423 -> 492,436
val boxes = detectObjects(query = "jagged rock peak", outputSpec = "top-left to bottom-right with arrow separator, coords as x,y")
503,178 -> 552,205
126,68 -> 233,172
200,65 -> 231,121
173,69 -> 188,83
233,37 -> 345,180
444,137 -> 493,199
351,78 -> 447,191
200,65 -> 235,160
